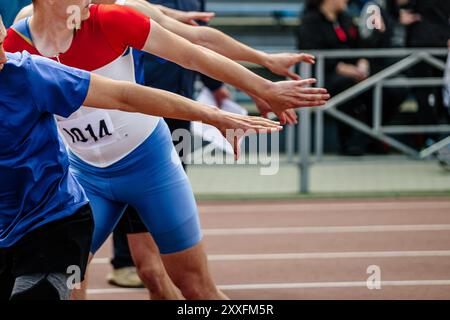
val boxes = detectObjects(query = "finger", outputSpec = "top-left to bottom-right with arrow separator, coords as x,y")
299,87 -> 329,94
248,115 -> 281,125
258,118 -> 282,127
294,100 -> 328,108
285,110 -> 298,124
277,112 -> 287,125
296,53 -> 315,64
248,119 -> 284,131
287,71 -> 302,80
301,53 -> 315,60
234,135 -> 239,160
285,116 -> 297,125
203,12 -> 216,18
252,126 -> 283,133
296,78 -> 317,86
249,118 -> 282,129
286,109 -> 298,119
189,20 -> 199,26
197,12 -> 215,21
299,93 -> 331,101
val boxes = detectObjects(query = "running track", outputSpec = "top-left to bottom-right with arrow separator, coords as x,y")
87,197 -> 450,300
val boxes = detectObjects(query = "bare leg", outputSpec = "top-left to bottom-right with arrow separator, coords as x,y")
161,241 -> 228,300
128,233 -> 184,300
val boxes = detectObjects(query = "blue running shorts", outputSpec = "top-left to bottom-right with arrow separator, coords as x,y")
69,119 -> 202,254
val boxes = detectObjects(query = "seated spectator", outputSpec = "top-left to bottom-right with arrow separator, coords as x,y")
297,0 -> 372,155
399,0 -> 450,145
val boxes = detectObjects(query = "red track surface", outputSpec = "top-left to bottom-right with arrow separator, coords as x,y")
86,197 -> 450,300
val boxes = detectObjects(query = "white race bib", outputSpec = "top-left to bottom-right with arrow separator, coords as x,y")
58,110 -> 119,150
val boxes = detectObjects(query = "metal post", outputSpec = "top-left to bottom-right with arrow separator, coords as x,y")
286,124 -> 294,163
299,109 -> 311,193
299,63 -> 312,193
373,83 -> 383,133
286,65 -> 296,164
315,56 -> 325,161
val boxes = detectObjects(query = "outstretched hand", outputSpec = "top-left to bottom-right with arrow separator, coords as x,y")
178,11 -> 215,26
262,78 -> 330,115
266,53 -> 315,80
212,110 -> 283,160
250,94 -> 298,125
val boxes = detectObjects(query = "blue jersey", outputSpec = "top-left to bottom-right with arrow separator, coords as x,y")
0,51 -> 91,248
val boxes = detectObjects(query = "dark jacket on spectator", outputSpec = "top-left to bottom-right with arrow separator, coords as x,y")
403,0 -> 450,47
297,9 -> 361,77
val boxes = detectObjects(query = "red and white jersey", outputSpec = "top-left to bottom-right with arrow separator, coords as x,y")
5,4 -> 158,168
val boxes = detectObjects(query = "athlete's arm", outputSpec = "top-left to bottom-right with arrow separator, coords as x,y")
153,4 -> 214,26
84,73 -> 282,158
143,21 -> 329,117
15,1 -> 311,80
94,0 -> 214,25
122,0 -> 313,80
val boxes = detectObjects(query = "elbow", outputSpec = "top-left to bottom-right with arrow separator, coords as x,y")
194,27 -> 211,46
177,45 -> 205,71
195,27 -> 217,49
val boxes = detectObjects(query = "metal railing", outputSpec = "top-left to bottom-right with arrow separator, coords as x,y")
293,48 -> 450,193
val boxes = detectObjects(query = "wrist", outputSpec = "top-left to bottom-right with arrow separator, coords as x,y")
258,51 -> 273,69
203,106 -> 222,128
257,80 -> 276,101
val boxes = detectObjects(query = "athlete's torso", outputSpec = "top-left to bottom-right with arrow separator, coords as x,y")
5,5 -> 157,168
0,52 -> 90,247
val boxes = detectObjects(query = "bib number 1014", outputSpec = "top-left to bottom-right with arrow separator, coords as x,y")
63,119 -> 112,143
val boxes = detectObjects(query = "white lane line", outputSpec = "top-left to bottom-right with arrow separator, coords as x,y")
203,224 -> 450,236
207,250 -> 450,261
86,280 -> 450,295
199,202 -> 450,214
88,288 -> 146,295
218,280 -> 450,291
92,250 -> 450,265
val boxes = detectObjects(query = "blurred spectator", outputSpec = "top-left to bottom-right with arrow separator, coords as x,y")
297,0 -> 373,155
399,0 -> 450,48
399,0 -> 450,144
438,41 -> 450,171
357,0 -> 410,142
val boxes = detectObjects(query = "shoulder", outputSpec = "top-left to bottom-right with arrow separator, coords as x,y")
3,51 -> 52,83
0,52 -> 31,95
94,3 -> 149,36
4,51 -> 31,72
5,21 -> 35,53
96,3 -> 143,22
